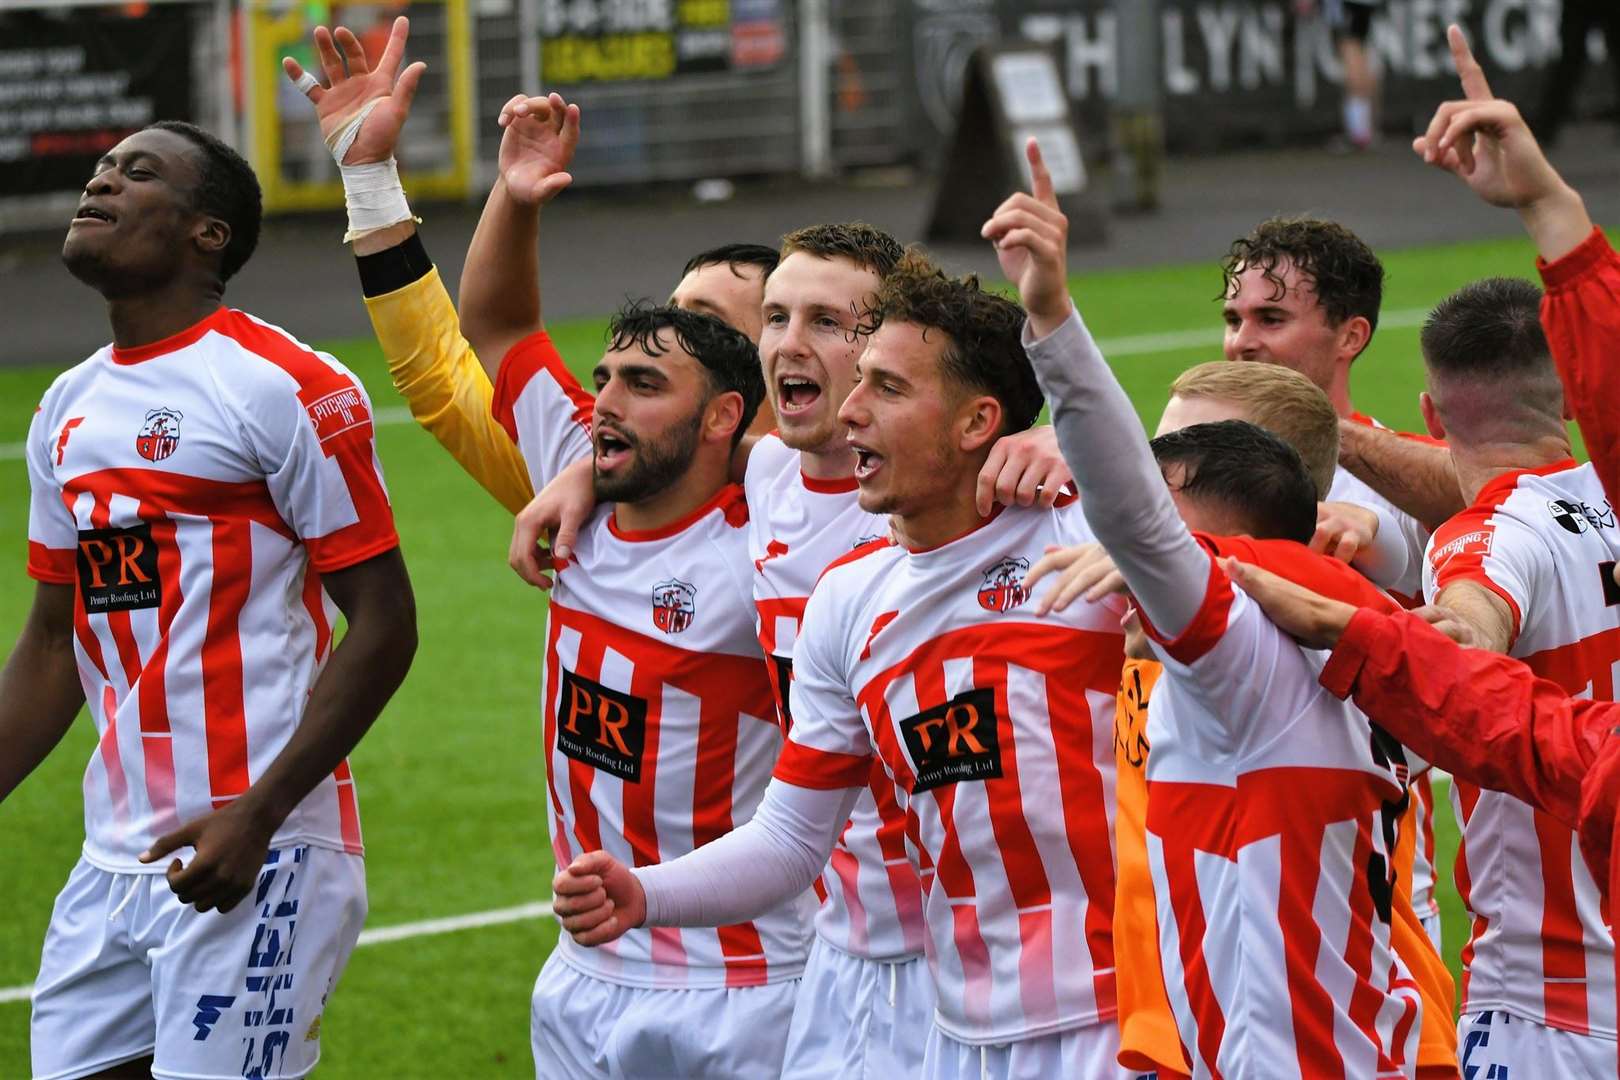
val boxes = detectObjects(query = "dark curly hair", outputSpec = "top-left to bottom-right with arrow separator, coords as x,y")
860,251 -> 1044,435
1150,419 -> 1318,544
1222,217 -> 1384,339
607,302 -> 765,447
780,222 -> 905,278
147,120 -> 261,283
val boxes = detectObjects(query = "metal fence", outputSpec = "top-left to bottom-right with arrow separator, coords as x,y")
1,0 -> 1613,228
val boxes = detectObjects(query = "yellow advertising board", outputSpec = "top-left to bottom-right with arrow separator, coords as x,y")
246,0 -> 471,212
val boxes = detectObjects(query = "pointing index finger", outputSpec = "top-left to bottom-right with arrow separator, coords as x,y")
1448,24 -> 1492,101
1026,138 -> 1056,207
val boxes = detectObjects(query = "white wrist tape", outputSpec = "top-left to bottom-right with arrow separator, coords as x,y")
339,158 -> 413,243
328,98 -> 414,243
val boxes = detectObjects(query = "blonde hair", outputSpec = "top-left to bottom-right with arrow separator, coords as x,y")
1169,362 -> 1339,499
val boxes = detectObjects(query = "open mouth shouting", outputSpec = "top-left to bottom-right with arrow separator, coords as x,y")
850,439 -> 885,481
594,426 -> 635,472
776,374 -> 823,417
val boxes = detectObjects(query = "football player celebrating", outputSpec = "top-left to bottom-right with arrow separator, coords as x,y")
550,252 -> 1132,1076
4,120 -> 416,1079
1005,141 -> 1426,1077
284,18 -> 779,516
1406,26 -> 1620,1079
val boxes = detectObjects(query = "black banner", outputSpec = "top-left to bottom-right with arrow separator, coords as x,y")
908,0 -> 1614,152
0,6 -> 195,198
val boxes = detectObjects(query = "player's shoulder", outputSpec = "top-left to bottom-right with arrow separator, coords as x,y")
744,431 -> 797,484
35,348 -> 109,413
814,535 -> 899,591
207,309 -> 364,397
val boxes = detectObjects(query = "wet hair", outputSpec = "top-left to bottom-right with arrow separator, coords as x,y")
780,222 -> 905,278
1421,277 -> 1550,380
1150,419 -> 1319,543
607,302 -> 765,447
681,242 -> 780,280
146,120 -> 261,283
1222,217 -> 1384,341
860,251 -> 1044,435
1169,361 -> 1340,499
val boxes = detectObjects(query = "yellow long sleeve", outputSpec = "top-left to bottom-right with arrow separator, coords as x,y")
363,268 -> 536,515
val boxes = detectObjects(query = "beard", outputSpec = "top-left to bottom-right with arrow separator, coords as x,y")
593,408 -> 705,504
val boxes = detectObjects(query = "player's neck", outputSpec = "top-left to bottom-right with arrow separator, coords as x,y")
612,452 -> 733,535
104,282 -> 224,351
798,440 -> 857,481
1452,433 -> 1576,503
891,472 -> 989,553
1330,378 -> 1355,420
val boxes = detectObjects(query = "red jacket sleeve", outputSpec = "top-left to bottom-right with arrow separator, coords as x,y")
1539,227 -> 1620,509
1319,607 -> 1612,834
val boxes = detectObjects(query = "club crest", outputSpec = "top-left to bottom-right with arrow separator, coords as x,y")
977,556 -> 1030,613
135,408 -> 182,462
651,579 -> 697,634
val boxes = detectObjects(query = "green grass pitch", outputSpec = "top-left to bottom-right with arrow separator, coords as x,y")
0,232 -> 1573,1074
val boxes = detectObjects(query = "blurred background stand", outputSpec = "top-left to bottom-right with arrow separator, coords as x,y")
1112,0 -> 1164,213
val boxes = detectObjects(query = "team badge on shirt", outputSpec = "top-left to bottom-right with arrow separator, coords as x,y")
976,556 -> 1030,613
651,579 -> 696,634
135,408 -> 182,462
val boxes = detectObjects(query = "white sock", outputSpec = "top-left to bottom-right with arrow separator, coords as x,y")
1345,97 -> 1373,145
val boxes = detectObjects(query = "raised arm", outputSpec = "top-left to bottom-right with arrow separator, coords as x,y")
982,141 -> 1209,637
1416,25 -> 1616,509
459,94 -> 580,372
285,19 -> 534,514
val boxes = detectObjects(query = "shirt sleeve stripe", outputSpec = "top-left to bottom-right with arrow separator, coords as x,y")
773,740 -> 873,790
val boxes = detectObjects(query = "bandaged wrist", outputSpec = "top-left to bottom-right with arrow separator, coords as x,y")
339,157 -> 414,243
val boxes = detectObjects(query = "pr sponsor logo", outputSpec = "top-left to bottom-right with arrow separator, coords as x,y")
76,524 -> 160,612
557,669 -> 648,781
900,687 -> 1004,792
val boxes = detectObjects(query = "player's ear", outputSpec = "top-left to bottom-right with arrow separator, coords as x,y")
704,389 -> 745,447
1339,315 -> 1372,362
957,395 -> 1004,454
1419,391 -> 1446,441
194,215 -> 231,266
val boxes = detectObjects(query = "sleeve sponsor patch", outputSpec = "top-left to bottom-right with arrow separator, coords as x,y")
304,385 -> 372,445
1428,528 -> 1492,575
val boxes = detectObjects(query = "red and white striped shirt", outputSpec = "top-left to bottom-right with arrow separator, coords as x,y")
494,331 -> 811,987
773,501 -> 1123,1045
744,433 -> 928,961
24,308 -> 398,871
1424,459 -> 1619,1037
1141,547 -> 1423,1079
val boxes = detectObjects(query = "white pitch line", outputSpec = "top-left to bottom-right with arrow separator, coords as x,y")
0,897 -> 554,1006
0,308 -> 1436,464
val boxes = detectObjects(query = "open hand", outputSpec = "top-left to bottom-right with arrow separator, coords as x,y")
498,93 -> 581,207
509,457 -> 596,588
552,850 -> 646,946
283,15 -> 425,166
1311,501 -> 1380,564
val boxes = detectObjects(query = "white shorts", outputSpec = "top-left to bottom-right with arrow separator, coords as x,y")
1420,911 -> 1443,956
31,845 -> 366,1080
921,1020 -> 1131,1080
1458,1009 -> 1617,1079
530,950 -> 800,1079
781,935 -> 934,1079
